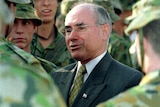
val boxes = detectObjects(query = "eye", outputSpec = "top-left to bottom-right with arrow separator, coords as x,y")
14,20 -> 18,25
76,25 -> 87,32
23,20 -> 31,25
65,27 -> 72,33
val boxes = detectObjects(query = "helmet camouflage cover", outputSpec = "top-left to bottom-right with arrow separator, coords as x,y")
0,0 -> 14,29
16,3 -> 42,26
61,0 -> 120,23
125,0 -> 160,35
7,0 -> 31,4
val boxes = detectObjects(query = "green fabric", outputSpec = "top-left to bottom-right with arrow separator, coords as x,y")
0,35 -> 66,107
125,0 -> 160,35
16,3 -> 42,26
31,26 -> 76,68
0,35 -> 45,73
108,31 -> 132,67
97,70 -> 160,107
36,57 -> 58,73
0,0 -> 14,25
7,0 -> 31,4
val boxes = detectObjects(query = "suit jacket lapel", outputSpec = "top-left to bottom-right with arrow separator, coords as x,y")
72,53 -> 113,107
57,63 -> 78,102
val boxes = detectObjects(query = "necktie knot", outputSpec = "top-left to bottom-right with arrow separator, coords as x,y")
78,65 -> 86,75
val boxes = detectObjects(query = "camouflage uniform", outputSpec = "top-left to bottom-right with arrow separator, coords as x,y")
0,0 -> 66,106
108,31 -> 132,67
31,29 -> 76,68
11,3 -> 58,73
97,0 -> 160,106
30,0 -> 75,68
0,61 -> 66,107
97,70 -> 160,107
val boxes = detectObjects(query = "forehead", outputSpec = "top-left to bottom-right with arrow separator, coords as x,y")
65,5 -> 96,26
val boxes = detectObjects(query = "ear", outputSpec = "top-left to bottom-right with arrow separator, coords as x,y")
101,24 -> 110,40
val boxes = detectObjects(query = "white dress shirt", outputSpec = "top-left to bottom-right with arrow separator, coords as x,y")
77,51 -> 107,82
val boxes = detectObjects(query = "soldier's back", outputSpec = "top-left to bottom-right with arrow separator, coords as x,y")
0,61 -> 66,107
97,70 -> 160,107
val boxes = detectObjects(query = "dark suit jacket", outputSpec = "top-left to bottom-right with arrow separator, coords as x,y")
51,53 -> 143,107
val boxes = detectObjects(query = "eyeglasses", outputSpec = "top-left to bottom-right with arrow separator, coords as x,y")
63,23 -> 102,36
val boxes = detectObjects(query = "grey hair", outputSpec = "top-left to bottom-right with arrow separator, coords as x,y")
143,20 -> 160,56
87,3 -> 112,47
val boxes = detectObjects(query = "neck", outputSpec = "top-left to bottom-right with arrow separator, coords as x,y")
36,20 -> 55,39
36,21 -> 55,48
23,47 -> 30,53
143,52 -> 160,74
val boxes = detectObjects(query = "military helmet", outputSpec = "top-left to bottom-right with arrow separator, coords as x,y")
7,0 -> 31,4
110,0 -> 123,15
0,0 -> 14,26
61,0 -> 120,23
125,0 -> 160,35
16,3 -> 42,26
119,0 -> 138,11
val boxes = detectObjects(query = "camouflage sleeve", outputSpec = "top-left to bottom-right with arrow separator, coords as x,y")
0,63 -> 66,107
97,80 -> 160,107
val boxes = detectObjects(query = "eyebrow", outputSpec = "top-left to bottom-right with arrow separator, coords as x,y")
65,22 -> 86,28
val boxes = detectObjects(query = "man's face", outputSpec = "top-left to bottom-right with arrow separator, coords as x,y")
34,0 -> 58,23
65,5 -> 109,64
7,19 -> 36,52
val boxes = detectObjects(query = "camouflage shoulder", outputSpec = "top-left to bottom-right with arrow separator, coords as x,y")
36,57 -> 58,73
0,62 -> 66,107
7,41 -> 40,65
97,85 -> 146,107
97,72 -> 160,107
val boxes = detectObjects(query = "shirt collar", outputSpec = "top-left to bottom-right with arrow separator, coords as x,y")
78,51 -> 107,76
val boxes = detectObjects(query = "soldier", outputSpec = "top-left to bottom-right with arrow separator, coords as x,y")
6,3 -> 57,73
113,0 -> 140,69
0,0 -> 49,73
97,0 -> 160,106
0,0 -> 66,106
31,0 -> 76,68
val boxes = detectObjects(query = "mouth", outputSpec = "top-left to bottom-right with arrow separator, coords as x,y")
69,44 -> 82,51
42,9 -> 52,15
13,38 -> 25,43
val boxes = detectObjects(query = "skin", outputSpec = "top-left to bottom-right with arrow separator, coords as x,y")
112,10 -> 132,36
7,19 -> 36,52
34,0 -> 58,23
135,32 -> 160,74
65,4 -> 110,64
34,0 -> 58,48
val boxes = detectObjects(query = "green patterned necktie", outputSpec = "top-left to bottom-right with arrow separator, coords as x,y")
69,65 -> 86,107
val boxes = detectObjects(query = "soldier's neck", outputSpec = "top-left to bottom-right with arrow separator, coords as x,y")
36,21 -> 55,48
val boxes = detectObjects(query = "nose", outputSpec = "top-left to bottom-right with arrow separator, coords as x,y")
67,29 -> 79,41
43,0 -> 50,6
16,23 -> 24,34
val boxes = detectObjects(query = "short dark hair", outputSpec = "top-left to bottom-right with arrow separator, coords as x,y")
143,20 -> 160,55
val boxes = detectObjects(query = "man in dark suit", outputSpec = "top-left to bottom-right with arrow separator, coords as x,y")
51,2 -> 143,107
